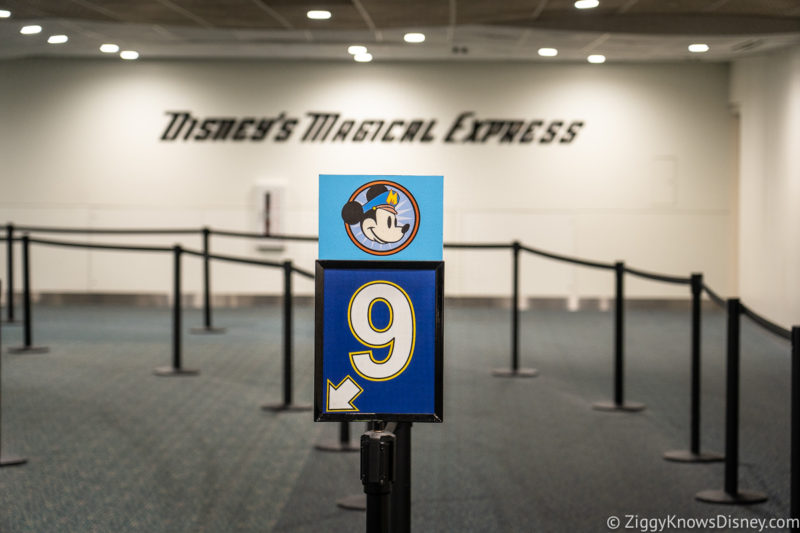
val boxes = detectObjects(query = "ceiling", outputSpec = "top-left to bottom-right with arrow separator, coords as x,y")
1,0 -> 800,62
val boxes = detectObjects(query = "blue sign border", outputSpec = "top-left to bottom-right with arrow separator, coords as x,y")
314,260 -> 444,423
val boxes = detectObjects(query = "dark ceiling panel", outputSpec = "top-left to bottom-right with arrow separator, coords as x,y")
169,0 -> 286,29
360,0 -> 450,28
79,1 -> 208,26
1,0 -> 120,22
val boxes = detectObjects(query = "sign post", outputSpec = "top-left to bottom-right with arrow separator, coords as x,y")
315,174 -> 443,533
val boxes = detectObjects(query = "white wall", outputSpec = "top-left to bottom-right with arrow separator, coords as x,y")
731,46 -> 800,329
0,58 -> 735,300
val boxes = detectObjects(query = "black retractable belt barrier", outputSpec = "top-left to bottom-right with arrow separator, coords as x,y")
593,261 -> 644,412
0,280 -> 27,467
492,241 -> 537,378
316,421 -> 360,452
696,298 -> 767,504
190,227 -> 226,335
8,236 -> 49,354
262,261 -> 311,412
792,326 -> 800,532
664,273 -> 723,463
4,224 -> 19,325
154,246 -> 199,377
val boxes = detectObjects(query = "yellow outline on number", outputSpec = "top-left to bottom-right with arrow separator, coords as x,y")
326,375 -> 363,412
347,280 -> 416,382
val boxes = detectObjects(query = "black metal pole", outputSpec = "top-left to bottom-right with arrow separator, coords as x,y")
262,261 -> 310,411
664,273 -> 722,462
593,261 -> 643,412
0,280 -> 26,466
174,245 -> 182,371
283,260 -> 293,407
512,241 -> 520,373
154,246 -> 198,376
191,227 -> 225,334
615,261 -> 625,405
724,298 -> 741,496
690,273 -> 702,454
203,227 -> 211,329
696,298 -> 766,504
492,241 -> 536,377
362,426 -> 395,533
9,235 -> 48,354
792,326 -> 800,532
391,422 -> 412,533
22,236 -> 32,348
5,224 -> 17,324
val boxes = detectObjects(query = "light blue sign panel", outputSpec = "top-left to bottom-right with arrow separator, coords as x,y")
319,174 -> 443,261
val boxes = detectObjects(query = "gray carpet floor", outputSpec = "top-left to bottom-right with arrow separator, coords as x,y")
0,302 -> 793,532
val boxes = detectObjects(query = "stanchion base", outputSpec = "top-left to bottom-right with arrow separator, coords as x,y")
592,401 -> 646,412
336,494 -> 366,511
663,449 -> 724,463
153,367 -> 200,377
492,368 -> 538,378
8,346 -> 49,354
696,489 -> 767,505
261,403 -> 313,413
0,454 -> 27,467
189,326 -> 227,335
315,438 -> 360,452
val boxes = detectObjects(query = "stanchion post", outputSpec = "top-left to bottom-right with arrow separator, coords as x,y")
593,261 -> 644,412
361,423 -> 395,533
154,245 -> 198,376
9,235 -> 49,354
696,298 -> 766,504
262,261 -> 311,412
0,280 -> 27,467
191,227 -> 225,334
391,422 -> 412,533
792,326 -> 800,530
4,223 -> 19,325
492,241 -> 537,378
664,273 -> 723,462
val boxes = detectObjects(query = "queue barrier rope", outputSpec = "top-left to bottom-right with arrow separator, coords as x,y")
3,223 -> 799,517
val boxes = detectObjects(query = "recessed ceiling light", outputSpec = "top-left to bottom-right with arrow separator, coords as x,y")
575,0 -> 599,9
47,34 -> 68,44
306,10 -> 331,20
688,43 -> 710,53
587,54 -> 606,64
20,25 -> 42,35
354,52 -> 373,63
348,45 -> 367,55
538,47 -> 558,57
0,9 -> 11,18
120,50 -> 139,60
404,32 -> 425,44
100,44 -> 120,53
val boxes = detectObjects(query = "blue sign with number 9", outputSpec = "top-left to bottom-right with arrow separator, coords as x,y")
314,261 -> 443,422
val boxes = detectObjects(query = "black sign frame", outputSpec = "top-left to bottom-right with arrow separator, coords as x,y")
314,260 -> 444,423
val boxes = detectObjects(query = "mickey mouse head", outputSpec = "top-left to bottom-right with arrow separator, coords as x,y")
341,184 -> 410,245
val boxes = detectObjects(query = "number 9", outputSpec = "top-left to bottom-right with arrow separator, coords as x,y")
348,281 -> 415,381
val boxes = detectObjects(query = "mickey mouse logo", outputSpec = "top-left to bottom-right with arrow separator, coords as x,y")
341,180 -> 420,255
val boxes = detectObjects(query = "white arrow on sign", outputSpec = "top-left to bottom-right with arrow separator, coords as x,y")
327,376 -> 364,411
